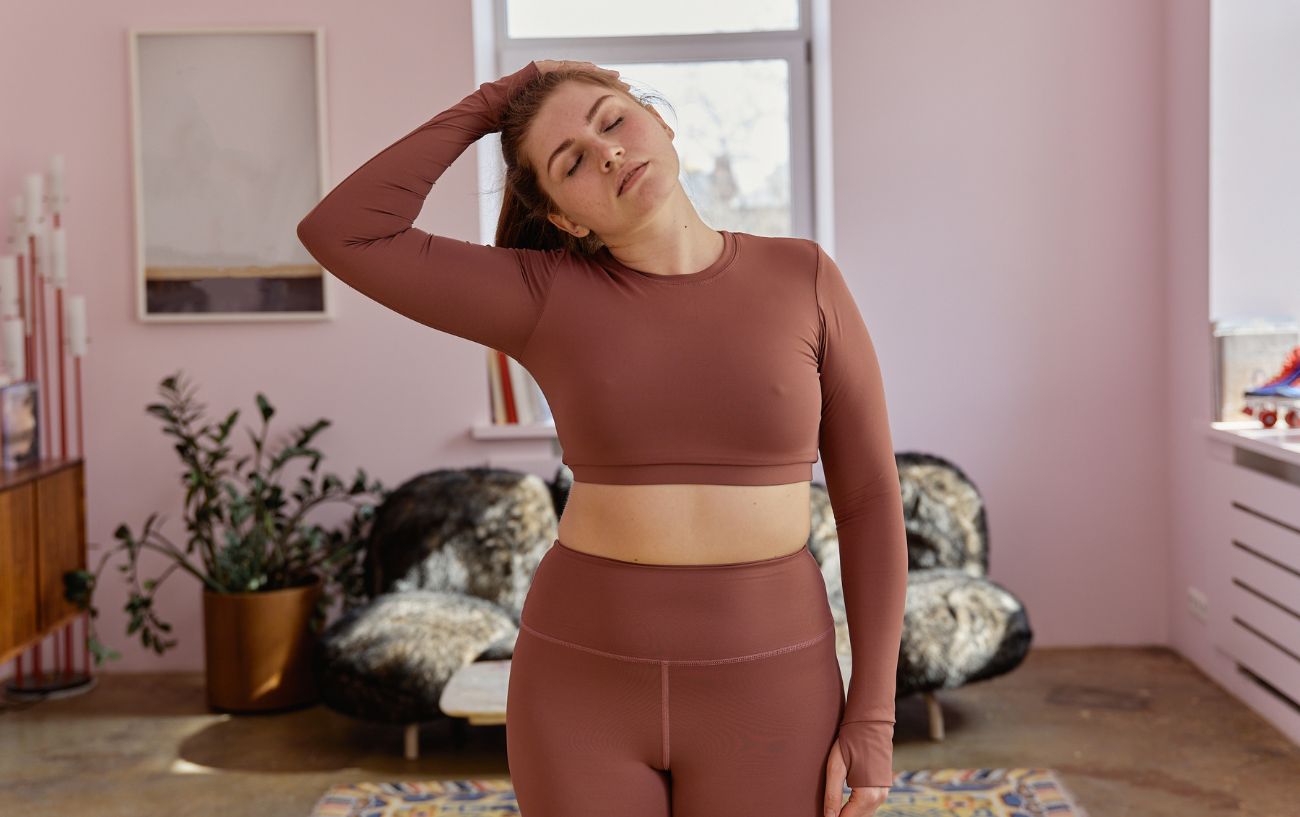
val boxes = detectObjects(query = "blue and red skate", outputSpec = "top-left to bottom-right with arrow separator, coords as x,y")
1242,345 -> 1300,428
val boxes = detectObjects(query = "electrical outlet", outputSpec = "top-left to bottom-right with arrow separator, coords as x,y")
1187,586 -> 1209,622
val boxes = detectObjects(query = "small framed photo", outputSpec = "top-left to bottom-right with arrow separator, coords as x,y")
0,381 -> 40,470
129,27 -> 332,322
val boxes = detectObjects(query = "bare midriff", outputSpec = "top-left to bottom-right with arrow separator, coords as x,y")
556,480 -> 812,565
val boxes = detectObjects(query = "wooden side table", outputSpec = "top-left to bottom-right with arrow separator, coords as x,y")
440,658 -> 511,727
382,659 -> 513,761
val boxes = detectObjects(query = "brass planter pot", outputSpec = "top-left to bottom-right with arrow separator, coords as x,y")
201,576 -> 323,712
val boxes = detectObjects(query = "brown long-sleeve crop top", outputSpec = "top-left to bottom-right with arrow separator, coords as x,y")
295,59 -> 908,789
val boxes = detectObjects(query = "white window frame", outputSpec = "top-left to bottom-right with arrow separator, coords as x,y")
473,0 -> 826,245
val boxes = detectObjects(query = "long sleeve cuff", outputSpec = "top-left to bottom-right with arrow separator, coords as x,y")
837,719 -> 896,788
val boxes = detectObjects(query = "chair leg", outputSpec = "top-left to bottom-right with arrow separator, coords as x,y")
924,691 -> 945,741
405,723 -> 419,760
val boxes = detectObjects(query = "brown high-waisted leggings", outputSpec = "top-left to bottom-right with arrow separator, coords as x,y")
506,538 -> 847,817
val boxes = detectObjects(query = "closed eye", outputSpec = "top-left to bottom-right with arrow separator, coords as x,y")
566,117 -> 623,178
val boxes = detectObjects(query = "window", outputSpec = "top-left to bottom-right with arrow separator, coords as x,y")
481,0 -> 814,239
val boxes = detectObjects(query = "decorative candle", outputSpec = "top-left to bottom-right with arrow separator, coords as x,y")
9,195 -> 27,255
34,226 -> 49,279
50,226 -> 66,287
24,172 -> 43,237
4,317 -> 25,380
0,255 -> 15,315
66,295 -> 86,357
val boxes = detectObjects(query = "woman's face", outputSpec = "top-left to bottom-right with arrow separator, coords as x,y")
524,80 -> 676,241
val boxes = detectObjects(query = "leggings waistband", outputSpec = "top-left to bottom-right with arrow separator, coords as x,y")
519,538 -> 837,662
550,538 -> 809,569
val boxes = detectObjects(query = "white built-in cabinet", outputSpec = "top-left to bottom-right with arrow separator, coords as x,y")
1208,423 -> 1300,744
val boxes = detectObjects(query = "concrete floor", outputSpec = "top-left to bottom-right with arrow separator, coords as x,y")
1,646 -> 1297,816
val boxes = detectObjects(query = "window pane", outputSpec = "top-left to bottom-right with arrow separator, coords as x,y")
507,0 -> 799,38
604,60 -> 792,236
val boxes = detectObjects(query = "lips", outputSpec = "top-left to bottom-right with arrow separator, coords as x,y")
618,161 -> 647,196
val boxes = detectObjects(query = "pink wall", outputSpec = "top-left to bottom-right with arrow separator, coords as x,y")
1163,1 -> 1297,738
1165,0 -> 1213,664
830,0 -> 1172,646
2,0 -> 1180,677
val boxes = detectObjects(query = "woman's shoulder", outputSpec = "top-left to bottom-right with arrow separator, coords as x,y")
732,231 -> 824,277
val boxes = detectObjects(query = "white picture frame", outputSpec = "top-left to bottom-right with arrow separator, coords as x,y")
129,27 -> 332,322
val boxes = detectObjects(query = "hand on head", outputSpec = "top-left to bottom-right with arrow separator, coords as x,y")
534,59 -> 631,94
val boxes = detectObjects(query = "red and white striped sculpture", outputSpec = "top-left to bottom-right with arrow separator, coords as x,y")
3,153 -> 94,698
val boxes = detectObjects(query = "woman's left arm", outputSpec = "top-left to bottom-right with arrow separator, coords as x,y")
812,240 -> 909,800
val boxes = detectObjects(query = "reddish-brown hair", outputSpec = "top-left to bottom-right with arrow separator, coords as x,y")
495,67 -> 672,255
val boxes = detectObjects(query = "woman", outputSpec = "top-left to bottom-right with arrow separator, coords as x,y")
296,59 -> 907,817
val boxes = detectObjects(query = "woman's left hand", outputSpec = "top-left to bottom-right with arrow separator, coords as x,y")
823,738 -> 890,817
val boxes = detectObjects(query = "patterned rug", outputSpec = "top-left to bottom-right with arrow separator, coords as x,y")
308,768 -> 1090,816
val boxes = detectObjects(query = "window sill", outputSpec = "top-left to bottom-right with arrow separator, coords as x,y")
470,422 -> 558,441
1209,420 -> 1300,470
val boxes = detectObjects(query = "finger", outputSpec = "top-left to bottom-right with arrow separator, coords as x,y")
823,765 -> 845,815
838,792 -> 866,817
824,788 -> 845,817
843,790 -> 886,817
823,772 -> 847,814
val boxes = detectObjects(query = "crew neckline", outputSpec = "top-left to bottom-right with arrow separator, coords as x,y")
596,229 -> 738,284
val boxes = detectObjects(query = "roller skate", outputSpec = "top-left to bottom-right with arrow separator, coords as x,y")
1242,345 -> 1300,428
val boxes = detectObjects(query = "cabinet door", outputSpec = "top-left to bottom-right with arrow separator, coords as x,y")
1219,458 -> 1300,714
37,463 -> 86,631
0,481 -> 38,661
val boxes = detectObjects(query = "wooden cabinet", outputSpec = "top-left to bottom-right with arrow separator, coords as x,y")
0,458 -> 87,665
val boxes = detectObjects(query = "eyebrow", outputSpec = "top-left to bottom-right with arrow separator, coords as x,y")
546,94 -> 615,178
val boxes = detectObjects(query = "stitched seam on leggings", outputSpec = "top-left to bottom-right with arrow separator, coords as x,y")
518,622 -> 835,665
660,662 -> 670,768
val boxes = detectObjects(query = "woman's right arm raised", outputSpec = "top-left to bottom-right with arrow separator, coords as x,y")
296,60 -> 554,361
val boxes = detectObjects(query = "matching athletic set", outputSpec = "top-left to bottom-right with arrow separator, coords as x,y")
296,59 -> 909,815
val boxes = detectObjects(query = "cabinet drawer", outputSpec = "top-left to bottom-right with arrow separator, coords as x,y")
1226,460 -> 1300,533
36,462 -> 86,630
1230,504 -> 1300,578
1224,619 -> 1300,709
0,483 -> 37,659
1227,579 -> 1300,660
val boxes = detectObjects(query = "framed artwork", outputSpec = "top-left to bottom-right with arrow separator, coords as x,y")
129,27 -> 332,322
0,381 -> 39,470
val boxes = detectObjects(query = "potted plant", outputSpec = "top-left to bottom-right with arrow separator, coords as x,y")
64,370 -> 389,712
